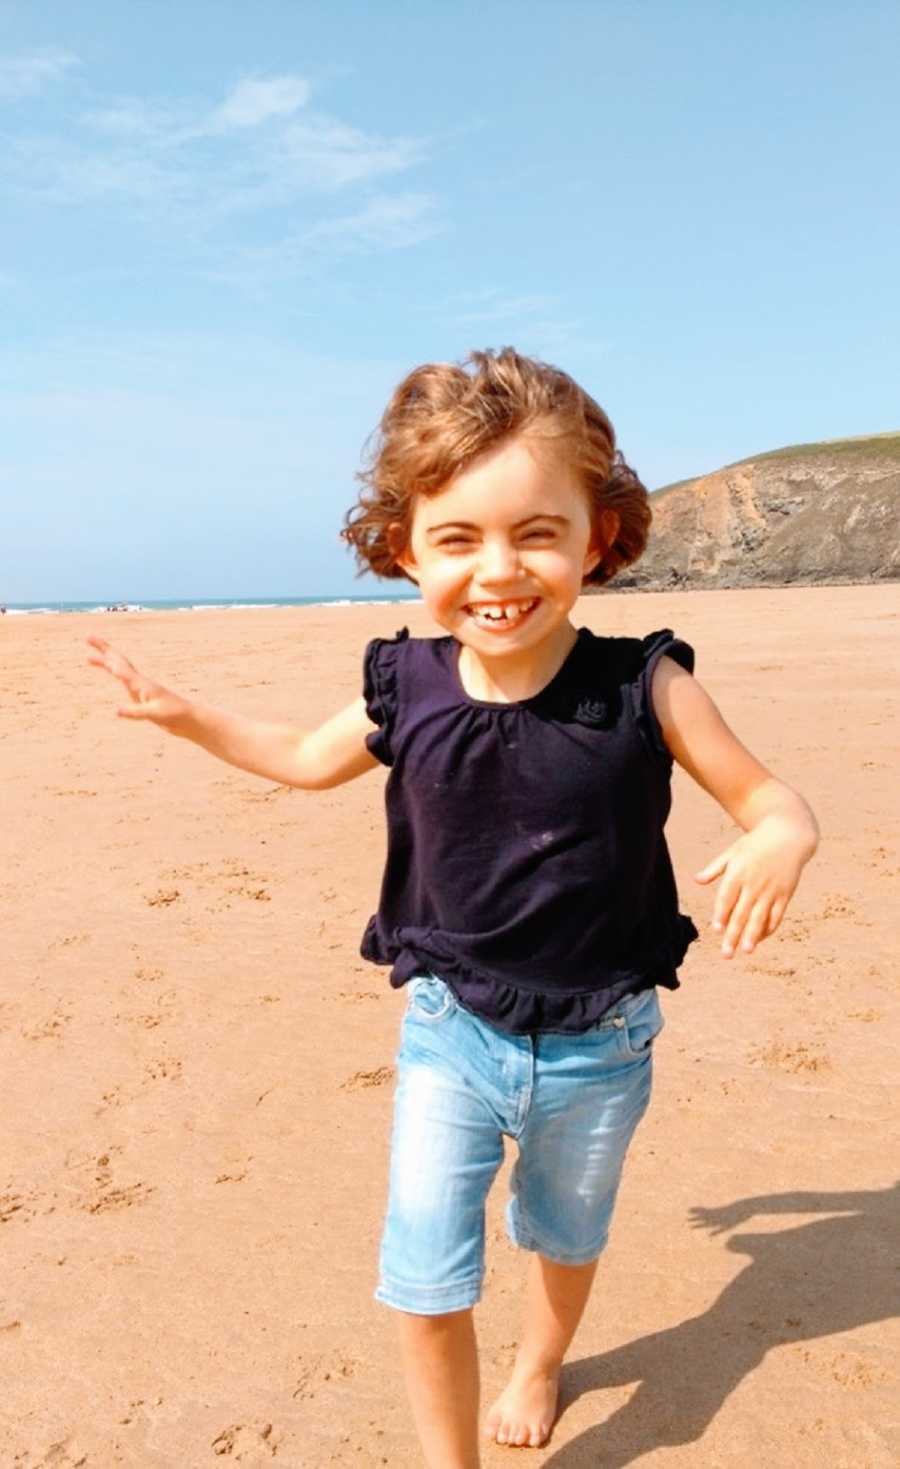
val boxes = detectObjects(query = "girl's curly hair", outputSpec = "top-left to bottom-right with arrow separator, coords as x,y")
341,347 -> 651,586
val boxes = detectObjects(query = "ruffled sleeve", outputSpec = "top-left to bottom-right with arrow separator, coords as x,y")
362,627 -> 409,767
633,628 -> 695,760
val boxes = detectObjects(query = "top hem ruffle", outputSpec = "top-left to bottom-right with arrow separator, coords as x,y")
361,915 -> 699,1035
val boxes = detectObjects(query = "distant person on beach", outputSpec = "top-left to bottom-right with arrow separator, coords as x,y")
89,348 -> 819,1466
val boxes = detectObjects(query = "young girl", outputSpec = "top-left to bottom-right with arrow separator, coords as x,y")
89,348 -> 819,1467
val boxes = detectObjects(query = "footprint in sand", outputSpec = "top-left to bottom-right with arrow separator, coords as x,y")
773,916 -> 812,943
1,1188 -> 40,1225
748,1040 -> 831,1073
28,1438 -> 89,1467
211,1421 -> 277,1458
85,1180 -> 155,1215
745,962 -> 797,979
21,1006 -> 73,1042
340,1066 -> 394,1091
68,1149 -> 156,1215
795,1346 -> 889,1389
146,888 -> 182,907
818,893 -> 867,921
48,933 -> 90,952
144,1055 -> 183,1081
134,964 -> 165,982
292,1353 -> 362,1401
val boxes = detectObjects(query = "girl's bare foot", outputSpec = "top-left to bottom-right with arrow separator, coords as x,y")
485,1365 -> 559,1448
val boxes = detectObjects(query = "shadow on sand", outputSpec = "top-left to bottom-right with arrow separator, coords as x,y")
542,1183 -> 899,1466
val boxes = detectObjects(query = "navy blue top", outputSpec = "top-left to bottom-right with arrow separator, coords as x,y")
360,625 -> 699,1033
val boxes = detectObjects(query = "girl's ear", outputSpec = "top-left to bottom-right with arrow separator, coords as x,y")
387,521 -> 420,583
585,508 -> 620,576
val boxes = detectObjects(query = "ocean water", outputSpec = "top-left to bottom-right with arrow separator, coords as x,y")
1,594 -> 421,617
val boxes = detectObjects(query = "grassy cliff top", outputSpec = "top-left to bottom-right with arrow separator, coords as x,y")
653,431 -> 900,499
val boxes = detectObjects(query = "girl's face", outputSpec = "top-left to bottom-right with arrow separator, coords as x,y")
395,434 -> 616,658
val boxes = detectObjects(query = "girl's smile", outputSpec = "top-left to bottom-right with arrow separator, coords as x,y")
464,596 -> 541,633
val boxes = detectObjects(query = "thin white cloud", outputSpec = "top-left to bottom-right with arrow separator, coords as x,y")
306,193 -> 440,250
440,290 -> 597,360
8,135 -> 193,209
0,48 -> 79,99
205,193 -> 442,293
212,74 -> 311,129
275,117 -> 423,190
4,67 -> 439,293
8,72 -> 427,218
82,99 -> 196,141
454,294 -> 559,325
82,76 -> 312,145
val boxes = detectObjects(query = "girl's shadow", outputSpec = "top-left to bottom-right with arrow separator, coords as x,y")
542,1183 -> 900,1466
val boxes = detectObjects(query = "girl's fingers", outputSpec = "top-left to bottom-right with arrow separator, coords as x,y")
711,871 -> 740,933
86,636 -> 138,679
93,658 -> 138,695
721,888 -> 755,956
694,848 -> 731,884
738,897 -> 773,954
120,674 -> 149,702
766,897 -> 787,935
88,638 -> 173,726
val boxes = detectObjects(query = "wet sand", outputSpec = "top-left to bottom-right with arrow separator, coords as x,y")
2,582 -> 898,1466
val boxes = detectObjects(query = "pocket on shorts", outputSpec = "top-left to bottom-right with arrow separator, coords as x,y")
619,988 -> 664,1059
405,972 -> 457,1025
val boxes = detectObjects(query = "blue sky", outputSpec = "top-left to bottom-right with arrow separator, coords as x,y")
2,1 -> 898,601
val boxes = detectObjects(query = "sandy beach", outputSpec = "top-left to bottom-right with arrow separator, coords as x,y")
2,582 -> 898,1468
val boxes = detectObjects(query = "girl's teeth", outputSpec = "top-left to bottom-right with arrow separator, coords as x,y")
471,599 -> 536,623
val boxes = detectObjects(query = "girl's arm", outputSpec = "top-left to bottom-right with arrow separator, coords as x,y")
87,636 -> 380,790
651,655 -> 819,959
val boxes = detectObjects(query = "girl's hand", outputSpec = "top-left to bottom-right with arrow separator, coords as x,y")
693,815 -> 814,957
86,636 -> 189,731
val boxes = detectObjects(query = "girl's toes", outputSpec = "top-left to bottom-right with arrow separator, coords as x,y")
514,1424 -> 529,1445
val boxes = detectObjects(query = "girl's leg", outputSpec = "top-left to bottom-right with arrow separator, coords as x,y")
398,1307 -> 481,1469
488,990 -> 665,1446
485,1253 -> 599,1447
378,977 -> 509,1465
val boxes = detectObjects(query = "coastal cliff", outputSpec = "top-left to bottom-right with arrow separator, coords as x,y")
612,433 -> 900,590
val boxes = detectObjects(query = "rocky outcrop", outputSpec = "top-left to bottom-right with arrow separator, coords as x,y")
611,434 -> 900,590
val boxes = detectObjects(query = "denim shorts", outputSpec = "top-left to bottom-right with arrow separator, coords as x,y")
375,973 -> 664,1316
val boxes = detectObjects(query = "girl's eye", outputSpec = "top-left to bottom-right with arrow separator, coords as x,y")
435,529 -> 555,550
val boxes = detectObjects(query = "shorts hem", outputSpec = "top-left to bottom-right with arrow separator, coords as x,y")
506,1219 -> 609,1267
374,1276 -> 483,1315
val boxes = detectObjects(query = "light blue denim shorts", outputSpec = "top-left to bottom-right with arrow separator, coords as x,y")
375,973 -> 664,1316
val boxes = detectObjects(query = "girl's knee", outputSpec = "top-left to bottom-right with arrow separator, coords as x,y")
536,1251 -> 601,1275
398,1305 -> 474,1331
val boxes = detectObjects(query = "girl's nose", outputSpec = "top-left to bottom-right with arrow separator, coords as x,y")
476,537 -> 521,583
